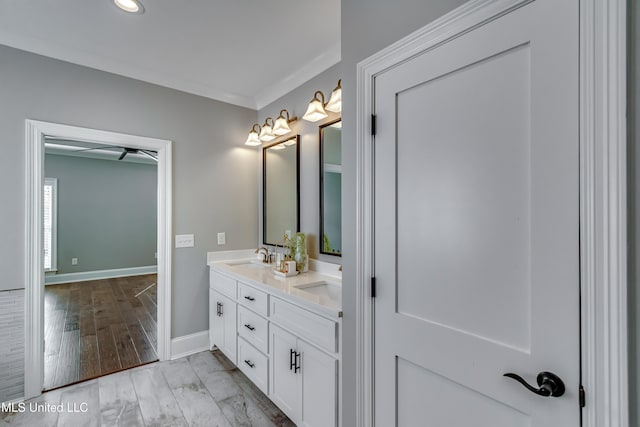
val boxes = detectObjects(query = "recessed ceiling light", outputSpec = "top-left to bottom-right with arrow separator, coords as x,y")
114,0 -> 144,14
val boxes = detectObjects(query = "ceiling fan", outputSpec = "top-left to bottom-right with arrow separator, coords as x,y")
116,147 -> 157,161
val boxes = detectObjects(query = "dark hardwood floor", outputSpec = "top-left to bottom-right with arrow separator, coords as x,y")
44,274 -> 158,391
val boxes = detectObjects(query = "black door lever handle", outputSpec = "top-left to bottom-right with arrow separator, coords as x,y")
503,372 -> 565,397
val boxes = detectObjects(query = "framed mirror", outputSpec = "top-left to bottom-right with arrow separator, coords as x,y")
263,135 -> 300,245
319,119 -> 342,256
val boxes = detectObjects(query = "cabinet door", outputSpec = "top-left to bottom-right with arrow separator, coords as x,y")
210,290 -> 237,364
299,340 -> 337,427
269,325 -> 300,422
210,289 -> 223,349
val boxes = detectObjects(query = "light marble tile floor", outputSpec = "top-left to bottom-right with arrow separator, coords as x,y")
0,350 -> 295,427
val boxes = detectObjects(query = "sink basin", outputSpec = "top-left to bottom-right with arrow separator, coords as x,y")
225,259 -> 272,268
295,282 -> 341,301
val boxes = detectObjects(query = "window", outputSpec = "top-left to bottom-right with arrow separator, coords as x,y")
43,178 -> 57,272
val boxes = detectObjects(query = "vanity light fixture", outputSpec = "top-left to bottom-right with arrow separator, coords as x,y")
259,118 -> 276,142
325,79 -> 342,113
273,109 -> 298,136
114,0 -> 145,14
302,91 -> 328,122
244,124 -> 262,146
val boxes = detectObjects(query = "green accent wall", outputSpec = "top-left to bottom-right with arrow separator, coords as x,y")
45,154 -> 158,274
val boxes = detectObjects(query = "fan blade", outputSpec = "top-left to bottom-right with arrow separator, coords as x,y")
118,150 -> 128,160
139,150 -> 158,161
71,145 -> 120,153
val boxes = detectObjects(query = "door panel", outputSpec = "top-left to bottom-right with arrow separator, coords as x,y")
300,340 -> 337,427
373,1 -> 579,426
269,324 -> 300,421
210,290 -> 237,363
397,357 -> 530,426
396,43 -> 532,350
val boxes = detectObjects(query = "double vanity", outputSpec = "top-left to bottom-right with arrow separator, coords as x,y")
207,251 -> 342,427
211,92 -> 344,425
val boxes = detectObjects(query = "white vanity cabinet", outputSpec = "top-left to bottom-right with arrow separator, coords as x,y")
270,324 -> 338,427
208,260 -> 341,427
209,272 -> 238,364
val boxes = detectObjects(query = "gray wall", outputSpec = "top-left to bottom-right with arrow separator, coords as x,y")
0,289 -> 24,402
44,154 -> 157,274
257,63 -> 342,262
340,1 -> 471,425
628,0 -> 639,424
0,44 -> 258,399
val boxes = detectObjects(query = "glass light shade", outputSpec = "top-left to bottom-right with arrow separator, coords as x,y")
325,80 -> 342,113
245,130 -> 261,146
259,118 -> 275,142
114,0 -> 143,13
303,99 -> 328,122
273,116 -> 292,136
303,91 -> 328,122
270,144 -> 285,150
284,139 -> 297,146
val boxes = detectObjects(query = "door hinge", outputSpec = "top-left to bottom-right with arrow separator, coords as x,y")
371,277 -> 376,298
579,385 -> 585,408
371,114 -> 377,136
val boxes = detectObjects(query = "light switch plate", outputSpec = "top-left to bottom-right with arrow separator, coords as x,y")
175,234 -> 195,248
217,232 -> 226,245
71,258 -> 78,265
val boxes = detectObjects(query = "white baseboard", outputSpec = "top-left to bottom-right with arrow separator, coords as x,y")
45,265 -> 157,285
170,330 -> 210,360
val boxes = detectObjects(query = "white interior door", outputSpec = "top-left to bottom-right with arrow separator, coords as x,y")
373,1 -> 580,426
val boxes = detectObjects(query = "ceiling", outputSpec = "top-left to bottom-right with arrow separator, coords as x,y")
45,138 -> 158,165
0,0 -> 341,110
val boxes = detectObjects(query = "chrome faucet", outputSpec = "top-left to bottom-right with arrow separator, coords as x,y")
255,247 -> 269,263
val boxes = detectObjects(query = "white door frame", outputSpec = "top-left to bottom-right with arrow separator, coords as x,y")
24,120 -> 173,399
354,0 -> 628,426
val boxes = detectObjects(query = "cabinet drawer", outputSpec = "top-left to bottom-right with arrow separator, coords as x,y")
238,306 -> 269,354
270,296 -> 338,353
238,282 -> 269,317
238,337 -> 268,395
210,270 -> 236,300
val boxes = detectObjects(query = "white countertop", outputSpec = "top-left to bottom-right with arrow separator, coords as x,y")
208,258 -> 342,319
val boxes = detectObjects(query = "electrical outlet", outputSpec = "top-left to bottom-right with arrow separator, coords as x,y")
154,252 -> 158,259
217,232 -> 226,245
285,230 -> 292,239
175,234 -> 195,248
71,258 -> 78,265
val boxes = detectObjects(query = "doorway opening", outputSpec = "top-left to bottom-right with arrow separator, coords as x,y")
42,138 -> 160,390
24,120 -> 173,399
